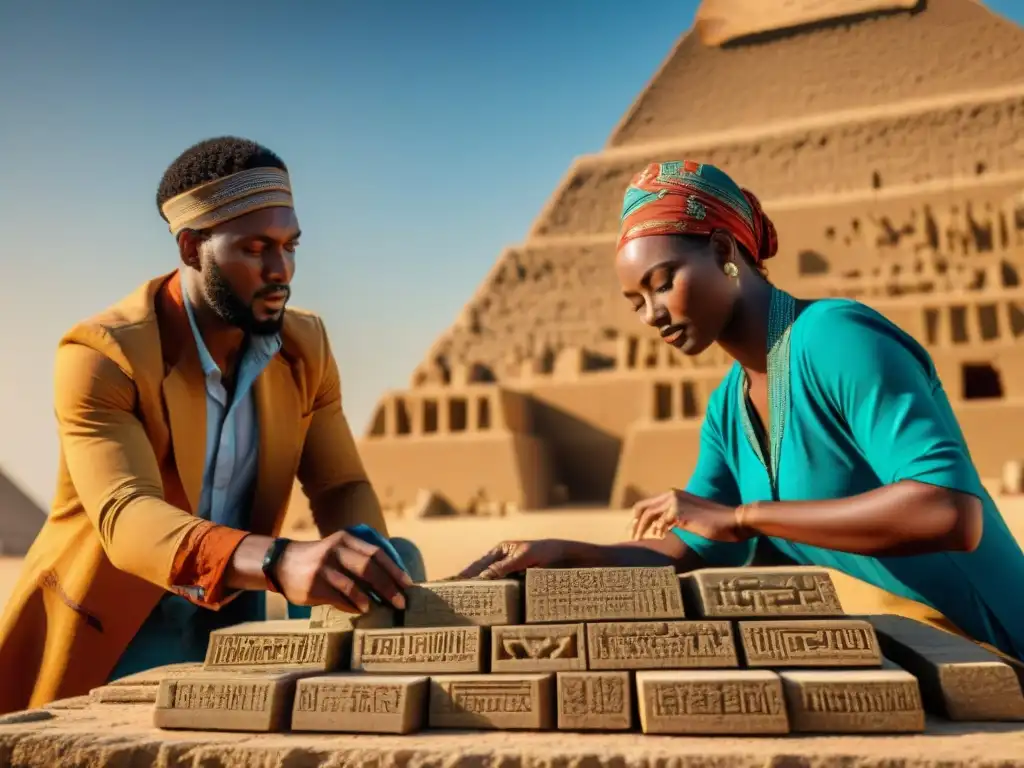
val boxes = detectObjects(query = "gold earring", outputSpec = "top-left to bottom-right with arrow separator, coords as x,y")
723,262 -> 739,278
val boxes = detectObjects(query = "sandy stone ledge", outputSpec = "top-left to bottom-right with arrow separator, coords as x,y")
0,700 -> 1023,768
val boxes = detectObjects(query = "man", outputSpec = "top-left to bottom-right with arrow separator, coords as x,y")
0,137 -> 420,714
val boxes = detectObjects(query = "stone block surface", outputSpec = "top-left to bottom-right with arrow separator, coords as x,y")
204,623 -> 350,672
586,620 -> 738,670
291,674 -> 428,734
525,567 -> 684,623
865,614 -> 1024,721
351,626 -> 485,673
491,623 -> 586,672
153,670 -> 312,732
636,669 -> 789,735
780,668 -> 925,733
429,673 -> 554,730
682,567 -> 844,619
557,671 -> 632,731
404,580 -> 521,627
739,619 -> 882,668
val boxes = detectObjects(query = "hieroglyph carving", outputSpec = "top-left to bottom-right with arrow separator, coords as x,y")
685,568 -> 844,618
587,620 -> 737,670
558,672 -> 631,730
740,620 -> 881,667
404,580 -> 521,627
429,674 -> 555,730
492,623 -> 586,672
165,681 -> 270,712
780,670 -> 925,733
204,630 -> 345,670
525,566 -> 685,623
637,671 -> 789,735
295,682 -> 403,714
351,627 -> 484,673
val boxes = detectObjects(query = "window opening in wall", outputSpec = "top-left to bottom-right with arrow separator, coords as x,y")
395,398 -> 411,435
681,382 -> 698,418
962,363 -> 1003,400
423,399 -> 439,433
654,383 -> 672,421
449,398 -> 468,432
949,305 -> 968,344
477,397 -> 492,430
369,406 -> 386,437
977,304 -> 999,341
924,308 -> 940,345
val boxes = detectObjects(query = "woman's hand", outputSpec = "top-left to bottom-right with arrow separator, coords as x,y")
451,539 -> 574,580
630,490 -> 752,543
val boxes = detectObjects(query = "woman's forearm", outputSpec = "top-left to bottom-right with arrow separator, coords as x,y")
562,537 -> 705,572
742,480 -> 983,556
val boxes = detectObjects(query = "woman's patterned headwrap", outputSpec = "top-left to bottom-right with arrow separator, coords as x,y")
617,160 -> 778,264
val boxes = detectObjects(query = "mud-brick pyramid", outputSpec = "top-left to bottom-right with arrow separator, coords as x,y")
86,566 -> 1024,735
344,0 -> 1024,520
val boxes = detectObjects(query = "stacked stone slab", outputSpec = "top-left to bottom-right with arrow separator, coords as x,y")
143,566 -> 1024,735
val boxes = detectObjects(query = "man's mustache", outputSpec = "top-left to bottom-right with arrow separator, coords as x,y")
255,284 -> 290,300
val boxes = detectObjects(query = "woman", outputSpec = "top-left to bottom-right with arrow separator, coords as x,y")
455,160 -> 1024,661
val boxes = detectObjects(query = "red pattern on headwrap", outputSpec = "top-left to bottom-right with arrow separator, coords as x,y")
617,160 -> 778,264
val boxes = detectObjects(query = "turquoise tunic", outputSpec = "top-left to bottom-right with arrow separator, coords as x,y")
674,298 -> 1024,660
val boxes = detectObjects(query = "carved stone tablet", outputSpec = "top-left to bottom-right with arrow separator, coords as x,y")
308,604 -> 395,630
557,671 -> 632,731
780,668 -> 925,733
683,567 -> 844,618
404,580 -> 521,627
90,663 -> 205,704
587,620 -> 738,670
204,624 -> 350,672
492,623 -> 585,673
429,673 -> 554,730
636,670 -> 789,735
524,567 -> 684,623
351,626 -> 484,673
291,674 -> 427,734
153,670 -> 312,732
864,614 -> 1024,721
740,619 -> 882,668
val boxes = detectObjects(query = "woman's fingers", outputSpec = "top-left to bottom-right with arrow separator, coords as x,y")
453,547 -> 507,580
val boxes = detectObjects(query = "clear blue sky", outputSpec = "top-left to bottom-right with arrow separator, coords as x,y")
1,1 -> 1021,506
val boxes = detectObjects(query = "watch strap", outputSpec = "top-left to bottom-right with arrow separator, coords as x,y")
261,537 -> 291,594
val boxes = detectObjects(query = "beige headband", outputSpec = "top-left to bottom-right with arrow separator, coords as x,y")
160,167 -> 294,235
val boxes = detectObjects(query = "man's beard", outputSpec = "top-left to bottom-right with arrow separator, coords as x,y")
203,261 -> 288,336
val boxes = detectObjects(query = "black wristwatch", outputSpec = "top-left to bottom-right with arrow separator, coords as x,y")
261,537 -> 291,594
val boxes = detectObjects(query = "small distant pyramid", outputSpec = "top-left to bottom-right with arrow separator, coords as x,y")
0,469 -> 45,556
694,0 -> 921,46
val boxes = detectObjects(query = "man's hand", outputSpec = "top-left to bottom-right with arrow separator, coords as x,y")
631,490 -> 752,543
273,530 -> 413,613
452,539 -> 574,580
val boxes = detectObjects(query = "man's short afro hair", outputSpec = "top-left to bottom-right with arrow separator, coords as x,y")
156,136 -> 287,221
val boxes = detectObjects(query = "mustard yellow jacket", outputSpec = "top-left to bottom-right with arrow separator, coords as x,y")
0,272 -> 386,713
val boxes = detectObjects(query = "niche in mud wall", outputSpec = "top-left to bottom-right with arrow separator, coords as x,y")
962,362 -> 1004,400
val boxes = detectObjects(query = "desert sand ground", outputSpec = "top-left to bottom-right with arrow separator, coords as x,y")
2,487 -> 1022,617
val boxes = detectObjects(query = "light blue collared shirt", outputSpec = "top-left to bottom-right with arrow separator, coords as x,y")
182,285 -> 281,529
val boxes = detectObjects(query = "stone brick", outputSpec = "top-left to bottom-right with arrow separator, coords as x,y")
682,567 -> 844,619
636,670 -> 789,735
557,671 -> 632,731
524,566 -> 684,623
291,674 -> 428,734
350,626 -> 485,673
403,579 -> 520,627
587,620 -> 737,670
780,668 -> 925,733
491,623 -> 586,672
429,673 -> 554,730
739,619 -> 882,668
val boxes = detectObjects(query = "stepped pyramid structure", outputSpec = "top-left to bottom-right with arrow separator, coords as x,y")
0,469 -> 45,556
358,0 -> 1024,515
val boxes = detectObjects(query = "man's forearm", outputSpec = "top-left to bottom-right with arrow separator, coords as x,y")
223,534 -> 276,591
